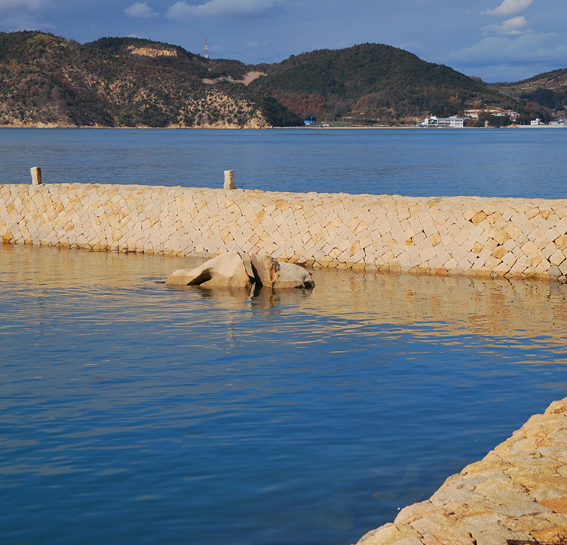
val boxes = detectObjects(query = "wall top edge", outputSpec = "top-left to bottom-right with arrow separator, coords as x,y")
0,182 -> 566,207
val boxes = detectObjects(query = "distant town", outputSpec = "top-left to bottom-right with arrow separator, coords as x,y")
304,113 -> 567,128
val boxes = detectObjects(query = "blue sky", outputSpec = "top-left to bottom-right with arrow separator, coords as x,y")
0,0 -> 565,82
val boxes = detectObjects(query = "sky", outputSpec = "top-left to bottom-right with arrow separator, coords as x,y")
0,0 -> 566,82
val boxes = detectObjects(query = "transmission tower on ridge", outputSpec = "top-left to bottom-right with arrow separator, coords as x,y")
204,39 -> 209,59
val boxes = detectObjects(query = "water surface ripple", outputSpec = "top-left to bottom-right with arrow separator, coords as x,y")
2,244 -> 567,544
0,128 -> 566,198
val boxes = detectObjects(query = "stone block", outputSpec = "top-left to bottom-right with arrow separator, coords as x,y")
30,167 -> 42,185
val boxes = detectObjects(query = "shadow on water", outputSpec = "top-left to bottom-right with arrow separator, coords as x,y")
1,244 -> 567,545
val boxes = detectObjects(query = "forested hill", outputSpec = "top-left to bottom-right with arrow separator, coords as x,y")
0,31 -> 562,128
499,68 -> 567,114
0,31 -> 302,128
250,43 -> 492,123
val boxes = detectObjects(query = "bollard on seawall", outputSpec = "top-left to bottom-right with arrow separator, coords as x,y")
30,167 -> 42,185
224,170 -> 235,190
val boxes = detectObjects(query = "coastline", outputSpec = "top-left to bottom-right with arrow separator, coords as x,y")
0,125 -> 565,130
356,397 -> 567,545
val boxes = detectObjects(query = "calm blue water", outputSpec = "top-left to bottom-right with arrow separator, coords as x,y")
0,128 -> 565,198
1,129 -> 567,545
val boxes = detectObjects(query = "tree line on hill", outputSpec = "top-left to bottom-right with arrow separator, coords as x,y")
0,31 -> 564,128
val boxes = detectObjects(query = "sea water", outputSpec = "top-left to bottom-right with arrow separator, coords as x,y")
0,127 -> 566,198
1,128 -> 567,545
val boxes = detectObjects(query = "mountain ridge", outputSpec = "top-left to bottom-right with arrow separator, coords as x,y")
0,31 -> 563,128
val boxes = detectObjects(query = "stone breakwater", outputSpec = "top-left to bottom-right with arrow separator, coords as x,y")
1,182 -> 567,280
357,398 -> 567,545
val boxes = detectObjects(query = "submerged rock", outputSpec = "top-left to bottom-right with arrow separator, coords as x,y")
166,252 -> 315,291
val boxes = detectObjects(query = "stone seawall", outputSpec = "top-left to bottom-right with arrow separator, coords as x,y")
357,397 -> 567,545
1,182 -> 567,280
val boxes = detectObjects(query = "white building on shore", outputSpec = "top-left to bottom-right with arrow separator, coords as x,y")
420,116 -> 464,128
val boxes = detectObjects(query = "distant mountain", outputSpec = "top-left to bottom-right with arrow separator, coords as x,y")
0,31 -> 564,128
0,31 -> 303,128
500,68 -> 567,115
250,43 -> 497,124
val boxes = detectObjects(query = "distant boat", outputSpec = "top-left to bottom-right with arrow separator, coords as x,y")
420,116 -> 464,128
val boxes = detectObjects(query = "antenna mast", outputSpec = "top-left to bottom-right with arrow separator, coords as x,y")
204,39 -> 209,59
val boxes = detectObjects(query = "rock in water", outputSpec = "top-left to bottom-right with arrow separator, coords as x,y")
250,254 -> 277,288
251,254 -> 315,289
166,252 -> 315,291
165,251 -> 253,289
272,260 -> 315,289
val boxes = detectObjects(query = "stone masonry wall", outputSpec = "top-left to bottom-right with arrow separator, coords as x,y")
1,182 -> 567,280
356,397 -> 567,545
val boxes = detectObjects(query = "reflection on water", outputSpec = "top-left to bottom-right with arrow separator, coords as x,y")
1,244 -> 567,545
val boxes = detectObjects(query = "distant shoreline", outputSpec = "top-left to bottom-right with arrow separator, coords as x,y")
0,125 -> 565,130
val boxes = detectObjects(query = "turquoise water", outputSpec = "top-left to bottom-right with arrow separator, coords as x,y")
0,128 -> 566,198
1,129 -> 567,544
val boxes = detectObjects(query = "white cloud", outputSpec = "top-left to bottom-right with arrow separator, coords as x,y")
165,0 -> 283,20
125,2 -> 159,18
245,39 -> 271,48
483,15 -> 530,35
0,0 -> 46,13
500,15 -> 529,34
481,0 -> 532,17
450,32 -> 566,66
399,41 -> 423,53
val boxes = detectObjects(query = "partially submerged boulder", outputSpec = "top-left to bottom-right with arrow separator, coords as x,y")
166,252 -> 315,291
166,251 -> 253,289
250,254 -> 277,288
251,254 -> 315,289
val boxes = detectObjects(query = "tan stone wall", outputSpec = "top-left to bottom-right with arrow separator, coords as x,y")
357,397 -> 567,545
1,182 -> 567,280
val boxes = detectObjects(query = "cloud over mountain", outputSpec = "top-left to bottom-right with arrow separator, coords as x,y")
125,2 -> 159,18
166,0 -> 283,20
451,31 -> 566,67
483,15 -> 530,35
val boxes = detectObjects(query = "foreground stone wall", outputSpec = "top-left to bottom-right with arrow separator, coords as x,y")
357,398 -> 567,545
1,182 -> 567,280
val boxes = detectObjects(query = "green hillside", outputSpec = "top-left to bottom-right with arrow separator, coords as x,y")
0,31 -> 303,128
0,31 -> 562,128
500,67 -> 567,115
250,43 -> 498,124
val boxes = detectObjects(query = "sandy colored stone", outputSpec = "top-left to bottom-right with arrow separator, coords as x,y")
473,477 -> 529,505
531,526 -> 567,543
500,513 -> 556,533
533,488 -> 567,501
395,501 -> 446,526
2,183 -> 567,280
494,499 -> 551,518
357,524 -> 422,545
430,482 -> 484,507
539,497 -> 567,514
471,524 -> 529,545
357,396 -> 567,545
390,539 -> 422,545
166,251 -> 253,289
410,514 -> 474,545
